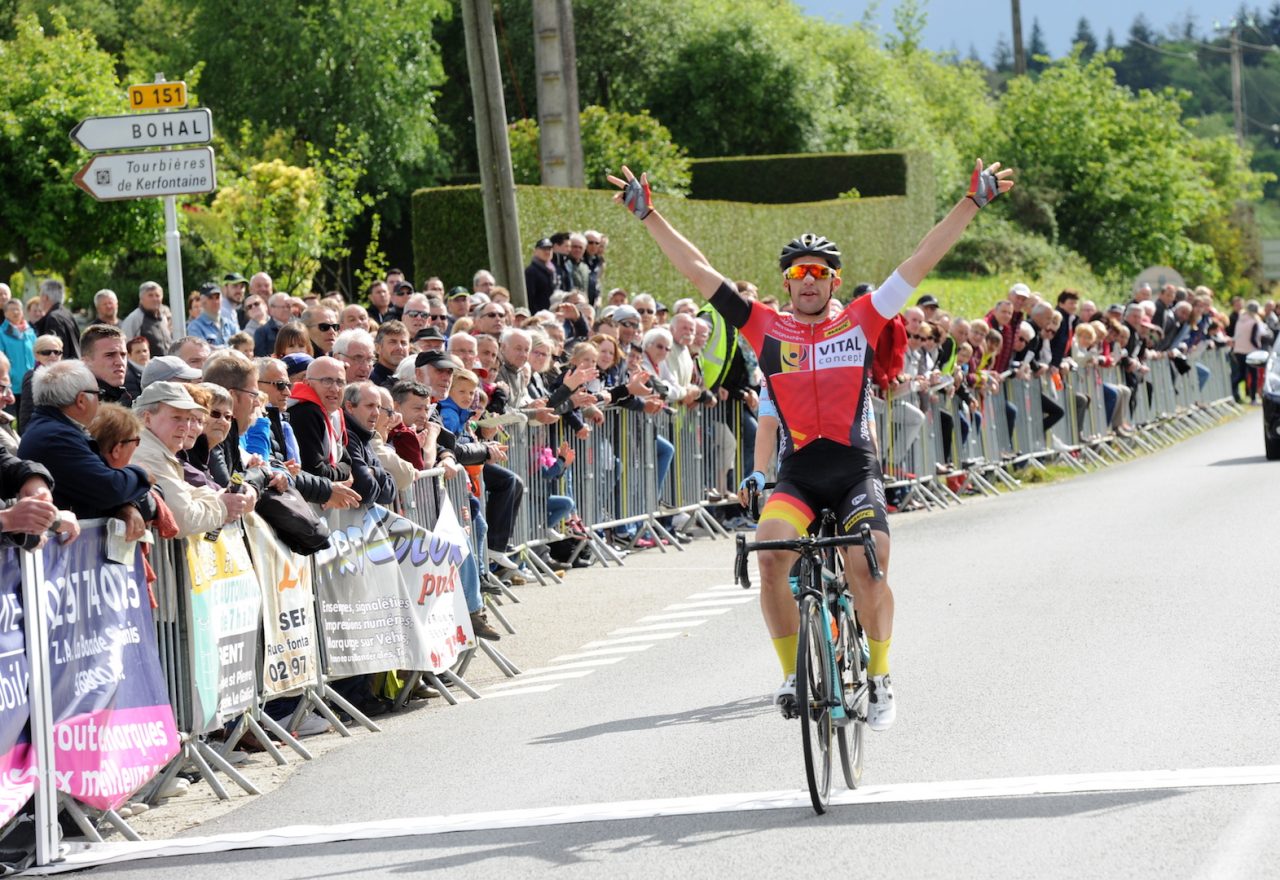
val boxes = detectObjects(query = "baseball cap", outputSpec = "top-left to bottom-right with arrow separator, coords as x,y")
141,355 -> 201,387
394,282 -> 414,296
916,294 -> 939,308
413,326 -> 445,342
415,350 -> 463,370
447,286 -> 470,300
655,302 -> 669,314
222,272 -> 247,284
198,281 -> 220,298
1009,283 -> 1031,298
282,353 -> 314,376
134,380 -> 204,411
513,306 -> 531,319
612,305 -> 641,325
534,238 -> 553,250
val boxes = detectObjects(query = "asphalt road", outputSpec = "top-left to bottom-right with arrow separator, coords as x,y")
65,411 -> 1280,878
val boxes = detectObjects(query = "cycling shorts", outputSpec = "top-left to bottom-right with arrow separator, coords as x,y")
759,439 -> 889,537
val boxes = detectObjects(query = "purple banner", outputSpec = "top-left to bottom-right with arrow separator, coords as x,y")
0,549 -> 32,825
42,522 -> 180,811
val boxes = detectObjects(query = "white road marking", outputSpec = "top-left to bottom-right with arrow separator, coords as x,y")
609,622 -> 707,635
639,609 -> 733,622
521,659 -> 626,673
684,591 -> 754,600
663,599 -> 756,610
38,765 -> 1280,874
547,645 -> 653,662
486,670 -> 595,690
478,684 -> 562,700
581,633 -> 682,648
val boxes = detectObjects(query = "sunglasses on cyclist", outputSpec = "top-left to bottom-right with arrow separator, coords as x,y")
782,263 -> 839,281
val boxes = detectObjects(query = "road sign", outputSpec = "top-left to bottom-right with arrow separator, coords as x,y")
69,108 -> 212,153
127,81 -> 187,110
72,147 -> 216,202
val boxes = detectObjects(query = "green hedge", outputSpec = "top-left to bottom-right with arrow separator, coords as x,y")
412,151 -> 933,299
688,151 -> 911,203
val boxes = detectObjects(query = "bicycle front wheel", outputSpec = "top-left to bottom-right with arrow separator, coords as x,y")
796,592 -> 834,814
836,604 -> 867,789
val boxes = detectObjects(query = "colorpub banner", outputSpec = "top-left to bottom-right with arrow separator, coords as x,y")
41,521 -> 180,812
242,513 -> 319,698
184,528 -> 262,733
0,550 -> 32,825
315,501 -> 473,678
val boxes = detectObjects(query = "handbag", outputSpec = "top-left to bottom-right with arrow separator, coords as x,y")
254,484 -> 331,555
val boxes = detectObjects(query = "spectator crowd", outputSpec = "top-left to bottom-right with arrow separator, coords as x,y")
0,234 -> 1265,722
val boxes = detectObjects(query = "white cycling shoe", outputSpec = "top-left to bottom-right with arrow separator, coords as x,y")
867,674 -> 896,731
772,674 -> 798,718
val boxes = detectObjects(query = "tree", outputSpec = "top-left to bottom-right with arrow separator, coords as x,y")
0,14 -> 157,288
1072,17 -> 1098,59
1027,18 -> 1049,73
992,51 -> 1265,284
184,124 -> 372,296
993,35 -> 1014,73
507,105 -> 691,193
164,0 -> 451,196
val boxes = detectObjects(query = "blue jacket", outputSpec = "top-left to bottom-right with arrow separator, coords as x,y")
0,321 -> 35,389
17,406 -> 152,518
188,311 -> 239,347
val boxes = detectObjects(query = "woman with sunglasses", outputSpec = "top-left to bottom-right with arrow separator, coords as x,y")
17,334 -> 63,432
610,158 -> 1014,733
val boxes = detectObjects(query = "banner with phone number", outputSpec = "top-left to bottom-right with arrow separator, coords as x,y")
242,513 -> 319,697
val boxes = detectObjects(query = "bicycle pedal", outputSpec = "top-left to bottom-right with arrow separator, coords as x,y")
779,696 -> 800,720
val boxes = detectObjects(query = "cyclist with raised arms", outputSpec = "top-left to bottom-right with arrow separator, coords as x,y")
609,160 -> 1013,730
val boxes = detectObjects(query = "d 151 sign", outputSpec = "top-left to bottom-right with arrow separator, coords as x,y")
127,81 -> 187,110
70,108 -> 212,153
73,147 -> 216,202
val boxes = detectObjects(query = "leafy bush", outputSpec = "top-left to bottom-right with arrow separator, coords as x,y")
507,106 -> 691,194
938,212 -> 1093,280
413,151 -> 934,299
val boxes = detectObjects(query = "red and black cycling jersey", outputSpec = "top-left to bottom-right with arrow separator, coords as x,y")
709,272 -> 914,462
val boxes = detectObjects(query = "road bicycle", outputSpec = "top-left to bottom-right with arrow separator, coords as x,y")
735,485 -> 881,813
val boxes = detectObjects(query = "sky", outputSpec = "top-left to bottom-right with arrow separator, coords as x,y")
796,1 -> 1262,62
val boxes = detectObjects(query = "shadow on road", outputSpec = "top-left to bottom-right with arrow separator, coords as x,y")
91,788 -> 1183,876
526,697 -> 773,745
1208,455 -> 1269,467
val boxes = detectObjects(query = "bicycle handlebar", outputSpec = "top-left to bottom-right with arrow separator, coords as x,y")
735,523 -> 882,589
746,480 -> 777,521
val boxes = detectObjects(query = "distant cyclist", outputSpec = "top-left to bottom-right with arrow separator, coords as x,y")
610,160 -> 1013,730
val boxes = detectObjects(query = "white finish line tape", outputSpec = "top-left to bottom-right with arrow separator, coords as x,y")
25,764 -> 1280,874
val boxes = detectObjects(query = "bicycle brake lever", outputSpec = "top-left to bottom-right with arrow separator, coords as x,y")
735,533 -> 751,589
749,486 -> 761,521
860,523 -> 883,581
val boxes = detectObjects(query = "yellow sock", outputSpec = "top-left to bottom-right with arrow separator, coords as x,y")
772,634 -> 798,677
868,637 -> 891,677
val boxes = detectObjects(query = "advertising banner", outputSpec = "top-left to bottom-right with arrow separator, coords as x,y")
42,522 -> 180,812
242,513 -> 319,697
314,502 -> 473,678
184,528 -> 262,733
0,551 -> 32,825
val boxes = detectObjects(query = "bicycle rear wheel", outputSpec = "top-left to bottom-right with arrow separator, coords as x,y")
796,591 -> 834,813
836,603 -> 867,789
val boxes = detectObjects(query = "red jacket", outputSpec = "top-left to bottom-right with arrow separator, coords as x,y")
871,316 -> 907,392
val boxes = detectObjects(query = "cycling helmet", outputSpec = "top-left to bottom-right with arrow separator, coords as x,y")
779,233 -> 842,271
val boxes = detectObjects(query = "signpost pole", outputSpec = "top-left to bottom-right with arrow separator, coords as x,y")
164,195 -> 187,338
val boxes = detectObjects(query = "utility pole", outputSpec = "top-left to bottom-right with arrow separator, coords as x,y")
1011,0 -> 1026,76
532,0 -> 584,188
460,0 -> 527,305
1230,24 -> 1245,147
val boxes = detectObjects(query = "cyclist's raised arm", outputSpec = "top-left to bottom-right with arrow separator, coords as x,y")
607,166 -> 728,299
877,159 -> 1015,317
